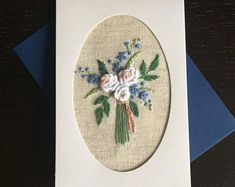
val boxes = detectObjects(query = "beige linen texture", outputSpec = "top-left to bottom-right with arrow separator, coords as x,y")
73,15 -> 170,171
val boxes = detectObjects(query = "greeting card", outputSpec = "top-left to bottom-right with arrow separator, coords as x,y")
57,0 -> 190,186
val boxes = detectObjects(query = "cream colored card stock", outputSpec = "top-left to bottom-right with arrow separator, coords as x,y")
56,1 -> 191,186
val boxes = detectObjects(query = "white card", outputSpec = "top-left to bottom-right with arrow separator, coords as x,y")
56,0 -> 191,186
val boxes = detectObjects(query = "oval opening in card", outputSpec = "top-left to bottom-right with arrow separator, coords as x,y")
73,15 -> 171,171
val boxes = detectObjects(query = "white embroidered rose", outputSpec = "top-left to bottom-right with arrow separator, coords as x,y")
119,67 -> 140,86
100,74 -> 119,92
114,85 -> 130,102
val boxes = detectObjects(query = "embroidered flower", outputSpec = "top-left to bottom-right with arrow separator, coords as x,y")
135,43 -> 141,49
129,83 -> 139,96
100,74 -> 119,92
114,85 -> 130,102
87,74 -> 99,84
112,62 -> 122,73
119,67 -> 140,86
116,51 -> 128,62
138,91 -> 149,101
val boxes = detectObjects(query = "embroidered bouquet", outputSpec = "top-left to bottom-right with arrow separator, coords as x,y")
76,39 -> 160,145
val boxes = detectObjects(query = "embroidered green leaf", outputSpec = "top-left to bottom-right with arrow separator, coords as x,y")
140,61 -> 147,76
84,87 -> 102,99
94,95 -> 109,105
129,100 -> 139,117
149,54 -> 160,72
103,101 -> 110,117
95,107 -> 104,125
143,74 -> 159,81
97,60 -> 108,75
126,51 -> 141,67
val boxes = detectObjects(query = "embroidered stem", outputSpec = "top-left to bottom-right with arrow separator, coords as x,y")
116,103 -> 129,145
126,51 -> 141,67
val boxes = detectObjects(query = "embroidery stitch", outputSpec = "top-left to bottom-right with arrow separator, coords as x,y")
75,39 -> 160,145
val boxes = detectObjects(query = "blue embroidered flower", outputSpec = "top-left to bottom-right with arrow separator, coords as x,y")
138,91 -> 149,101
112,62 -> 123,73
132,83 -> 139,88
135,43 -> 141,49
116,51 -> 128,62
87,74 -> 100,84
129,84 -> 139,96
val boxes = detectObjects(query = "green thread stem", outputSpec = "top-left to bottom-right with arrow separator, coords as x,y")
115,104 -> 129,145
126,51 -> 141,67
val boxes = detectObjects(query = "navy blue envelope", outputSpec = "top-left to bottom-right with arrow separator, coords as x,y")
14,24 -> 235,161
